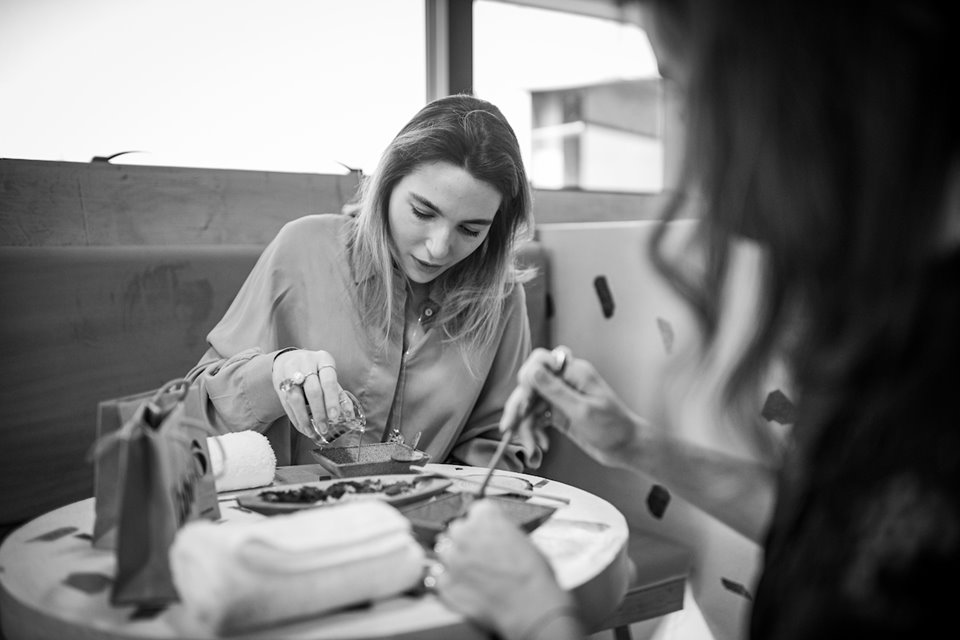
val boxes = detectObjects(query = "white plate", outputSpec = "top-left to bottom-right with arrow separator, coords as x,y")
236,474 -> 452,516
451,473 -> 533,496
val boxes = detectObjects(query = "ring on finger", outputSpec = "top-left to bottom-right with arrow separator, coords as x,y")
279,371 -> 308,392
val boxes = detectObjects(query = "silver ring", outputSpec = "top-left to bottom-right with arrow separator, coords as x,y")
304,371 -> 319,381
279,371 -> 308,392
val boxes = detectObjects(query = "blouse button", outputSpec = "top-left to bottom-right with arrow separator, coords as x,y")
424,307 -> 434,317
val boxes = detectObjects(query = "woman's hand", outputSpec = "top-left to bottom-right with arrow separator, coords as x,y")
499,346 -> 642,467
433,500 -> 581,640
272,349 -> 348,440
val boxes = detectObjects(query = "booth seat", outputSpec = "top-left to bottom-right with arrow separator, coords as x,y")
0,242 -> 551,536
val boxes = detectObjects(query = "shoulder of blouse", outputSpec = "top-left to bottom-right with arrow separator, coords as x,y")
267,213 -> 353,266
274,213 -> 351,246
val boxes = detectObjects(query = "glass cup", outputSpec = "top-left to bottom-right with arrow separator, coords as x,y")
309,389 -> 366,446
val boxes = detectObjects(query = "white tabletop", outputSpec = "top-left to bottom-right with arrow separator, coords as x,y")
0,463 -> 630,640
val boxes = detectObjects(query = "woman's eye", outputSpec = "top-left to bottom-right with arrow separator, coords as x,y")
460,226 -> 481,238
412,207 -> 432,220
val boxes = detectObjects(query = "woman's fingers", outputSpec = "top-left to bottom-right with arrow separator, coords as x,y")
273,350 -> 341,439
523,347 -> 601,419
302,363 -> 341,425
500,346 -> 578,453
434,500 -> 571,640
500,347 -> 566,429
498,384 -> 527,434
514,346 -> 640,459
279,379 -> 313,437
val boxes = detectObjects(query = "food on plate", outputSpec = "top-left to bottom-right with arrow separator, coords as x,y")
258,477 -> 428,504
236,475 -> 453,515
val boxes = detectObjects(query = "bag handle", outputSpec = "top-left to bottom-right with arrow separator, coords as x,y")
140,378 -> 192,429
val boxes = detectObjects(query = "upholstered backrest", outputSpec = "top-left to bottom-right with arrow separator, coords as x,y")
516,241 -> 550,350
0,246 -> 262,528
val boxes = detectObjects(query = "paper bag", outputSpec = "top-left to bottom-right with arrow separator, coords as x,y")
89,378 -> 221,607
92,387 -> 155,550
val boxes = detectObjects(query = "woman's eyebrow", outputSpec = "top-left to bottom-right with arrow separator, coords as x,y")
410,192 -> 495,226
410,192 -> 441,213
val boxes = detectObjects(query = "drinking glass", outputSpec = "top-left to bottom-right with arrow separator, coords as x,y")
309,389 -> 366,446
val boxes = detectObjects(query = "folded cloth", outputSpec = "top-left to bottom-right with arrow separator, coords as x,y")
208,431 -> 277,492
169,500 -> 426,635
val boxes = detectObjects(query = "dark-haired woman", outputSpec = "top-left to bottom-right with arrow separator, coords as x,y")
433,2 -> 960,638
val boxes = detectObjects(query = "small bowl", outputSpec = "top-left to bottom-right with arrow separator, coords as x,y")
311,442 -> 431,478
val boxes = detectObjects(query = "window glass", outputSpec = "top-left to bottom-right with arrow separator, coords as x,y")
0,0 -> 425,174
474,1 -> 665,193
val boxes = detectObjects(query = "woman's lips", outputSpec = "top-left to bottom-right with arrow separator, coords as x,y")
414,257 -> 443,272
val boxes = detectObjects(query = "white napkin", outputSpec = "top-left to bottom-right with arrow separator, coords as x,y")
207,431 -> 277,492
168,500 -> 425,635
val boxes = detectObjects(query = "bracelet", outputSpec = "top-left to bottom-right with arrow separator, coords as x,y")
273,347 -> 297,362
516,603 -> 581,640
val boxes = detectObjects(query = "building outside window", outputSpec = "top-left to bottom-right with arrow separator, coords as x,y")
474,0 -> 670,194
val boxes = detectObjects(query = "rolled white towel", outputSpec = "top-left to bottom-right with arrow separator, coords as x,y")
168,500 -> 425,635
208,431 -> 277,492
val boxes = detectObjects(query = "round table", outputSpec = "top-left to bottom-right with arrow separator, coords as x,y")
0,463 -> 629,640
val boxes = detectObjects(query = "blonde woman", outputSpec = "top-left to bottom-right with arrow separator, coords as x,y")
189,95 -> 543,470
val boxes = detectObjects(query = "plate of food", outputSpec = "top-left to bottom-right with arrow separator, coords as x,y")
236,474 -> 452,516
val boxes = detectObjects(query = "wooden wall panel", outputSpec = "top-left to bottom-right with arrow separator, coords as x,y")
0,160 -> 363,246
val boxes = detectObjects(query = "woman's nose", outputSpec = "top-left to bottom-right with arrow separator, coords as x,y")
426,225 -> 452,259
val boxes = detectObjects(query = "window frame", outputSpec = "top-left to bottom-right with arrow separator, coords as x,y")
432,0 -> 683,222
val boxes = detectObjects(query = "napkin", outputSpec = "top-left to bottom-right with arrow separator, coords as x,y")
168,500 -> 425,635
208,431 -> 277,492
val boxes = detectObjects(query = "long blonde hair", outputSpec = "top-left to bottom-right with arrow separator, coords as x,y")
347,95 -> 535,359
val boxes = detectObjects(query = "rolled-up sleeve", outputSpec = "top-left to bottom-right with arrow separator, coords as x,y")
187,347 -> 287,433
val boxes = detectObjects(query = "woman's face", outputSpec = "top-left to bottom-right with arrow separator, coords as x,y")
388,161 -> 502,285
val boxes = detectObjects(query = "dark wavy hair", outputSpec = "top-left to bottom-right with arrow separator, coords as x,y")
348,94 -> 534,358
647,0 -> 958,451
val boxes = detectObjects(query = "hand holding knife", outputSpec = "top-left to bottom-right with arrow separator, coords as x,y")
477,347 -> 569,497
